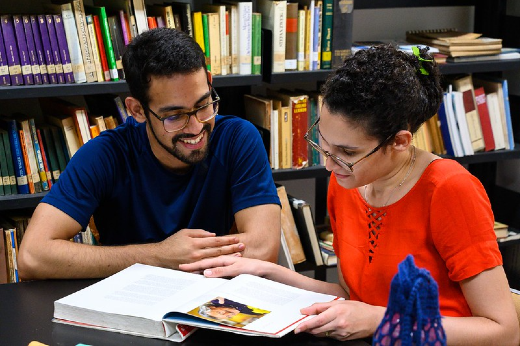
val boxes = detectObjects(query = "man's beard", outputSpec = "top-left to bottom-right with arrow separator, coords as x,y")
150,122 -> 212,165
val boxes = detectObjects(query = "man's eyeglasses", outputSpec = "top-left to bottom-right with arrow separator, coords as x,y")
304,118 -> 393,172
146,87 -> 220,132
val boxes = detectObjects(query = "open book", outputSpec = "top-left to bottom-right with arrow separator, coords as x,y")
53,263 -> 340,342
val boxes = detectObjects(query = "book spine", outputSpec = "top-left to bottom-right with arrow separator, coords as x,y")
113,96 -> 128,123
18,129 -> 35,194
107,16 -> 125,80
92,15 -> 111,81
29,119 -> 50,191
1,130 -> 18,194
0,229 -> 8,283
331,0 -> 353,68
1,15 -> 24,85
59,4 -> 86,83
49,126 -> 68,172
311,4 -> 320,70
119,10 -> 130,45
207,13 -> 221,76
9,230 -> 19,282
292,96 -> 309,168
36,128 -> 53,188
20,122 -> 42,193
501,79 -> 515,150
21,16 -> 43,85
192,12 -> 205,53
37,15 -> 58,84
85,15 -> 104,82
229,5 -> 238,74
96,7 -> 119,80
320,0 -> 333,69
72,0 -> 97,83
202,14 -> 211,72
251,13 -> 261,75
296,9 -> 305,71
285,2 -> 297,72
40,127 -> 61,181
237,2 -> 252,75
218,7 -> 228,76
0,131 -> 11,195
314,2 -> 322,69
13,15 -> 34,85
29,15 -> 49,84
5,121 -> 29,194
46,15 -> 66,84
0,21 -> 11,85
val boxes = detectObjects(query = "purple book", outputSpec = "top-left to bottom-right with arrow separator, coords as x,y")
0,24 -> 11,85
1,15 -> 24,85
22,15 -> 43,84
37,15 -> 57,84
52,14 -> 74,84
12,15 -> 34,85
29,16 -> 49,84
45,15 -> 65,84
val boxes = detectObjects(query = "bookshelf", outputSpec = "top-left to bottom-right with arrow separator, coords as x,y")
0,0 -> 519,284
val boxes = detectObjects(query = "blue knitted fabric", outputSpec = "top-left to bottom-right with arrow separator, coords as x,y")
372,255 -> 447,346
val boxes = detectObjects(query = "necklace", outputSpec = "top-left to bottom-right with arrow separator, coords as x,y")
364,145 -> 416,207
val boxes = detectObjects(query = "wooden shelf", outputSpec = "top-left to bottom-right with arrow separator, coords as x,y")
0,74 -> 263,100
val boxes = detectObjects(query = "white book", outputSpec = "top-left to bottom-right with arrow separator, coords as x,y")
256,0 -> 287,73
132,0 -> 149,34
443,92 -> 464,157
60,3 -> 87,83
271,108 -> 279,169
226,4 -> 239,74
224,1 -> 252,75
451,91 -> 474,156
53,263 -> 340,341
203,4 -> 230,76
486,92 -> 506,150
300,0 -> 314,70
71,0 -> 97,82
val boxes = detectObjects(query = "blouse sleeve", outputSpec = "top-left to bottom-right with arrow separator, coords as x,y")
430,170 -> 502,282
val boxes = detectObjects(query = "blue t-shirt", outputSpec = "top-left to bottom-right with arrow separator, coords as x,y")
42,115 -> 280,245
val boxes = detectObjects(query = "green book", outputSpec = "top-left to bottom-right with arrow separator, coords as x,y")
0,129 -> 17,194
320,0 -> 333,69
251,12 -> 262,75
86,5 -> 119,81
48,125 -> 68,173
202,14 -> 211,72
0,133 -> 9,195
40,126 -> 61,183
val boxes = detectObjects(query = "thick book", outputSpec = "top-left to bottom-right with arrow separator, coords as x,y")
311,1 -> 322,70
36,128 -> 54,187
257,0 -> 286,73
224,3 -> 238,74
18,118 -> 43,193
168,2 -> 193,37
0,118 -> 29,194
206,13 -> 222,76
107,15 -> 126,80
320,0 -> 332,69
50,14 -> 75,83
28,15 -> 49,84
21,15 -> 43,85
28,118 -> 50,191
72,0 -> 98,83
331,0 -> 353,68
288,196 -> 324,266
0,129 -> 18,194
39,125 -> 62,182
85,14 -> 105,82
53,263 -> 339,341
86,6 -> 119,81
0,21 -> 11,85
12,15 -> 34,85
58,3 -> 87,83
277,185 -> 306,265
203,4 -> 230,76
37,15 -> 59,84
244,94 -> 275,166
223,1 -> 252,75
296,9 -> 305,71
92,14 -> 111,81
450,90 -> 474,156
473,87 -> 495,152
251,12 -> 261,75
1,15 -> 24,85
201,14 -> 211,71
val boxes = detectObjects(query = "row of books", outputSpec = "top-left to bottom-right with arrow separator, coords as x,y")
244,89 -> 322,170
413,75 -> 515,157
0,213 -> 96,283
0,95 -> 127,196
259,0 -> 353,72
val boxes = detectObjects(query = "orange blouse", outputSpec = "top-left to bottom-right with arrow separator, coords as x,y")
328,159 -> 502,317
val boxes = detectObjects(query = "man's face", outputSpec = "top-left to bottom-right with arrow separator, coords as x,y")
145,69 -> 216,171
207,306 -> 240,319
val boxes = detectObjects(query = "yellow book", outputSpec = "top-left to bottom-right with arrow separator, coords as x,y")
206,12 -> 221,76
192,11 -> 205,53
304,7 -> 311,71
296,9 -> 305,71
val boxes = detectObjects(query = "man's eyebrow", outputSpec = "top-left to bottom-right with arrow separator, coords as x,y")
156,90 -> 212,113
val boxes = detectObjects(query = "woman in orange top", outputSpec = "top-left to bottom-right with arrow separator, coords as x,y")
181,45 -> 519,345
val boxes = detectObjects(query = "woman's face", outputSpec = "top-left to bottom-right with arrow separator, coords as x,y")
318,105 -> 389,189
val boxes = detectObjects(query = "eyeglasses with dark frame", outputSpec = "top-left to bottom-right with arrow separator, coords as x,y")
304,118 -> 394,172
145,86 -> 220,133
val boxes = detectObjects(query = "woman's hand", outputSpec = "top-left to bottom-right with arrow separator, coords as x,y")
294,300 -> 385,341
179,254 -> 270,278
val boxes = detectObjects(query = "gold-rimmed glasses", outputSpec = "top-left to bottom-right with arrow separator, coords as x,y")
304,118 -> 393,172
146,86 -> 220,132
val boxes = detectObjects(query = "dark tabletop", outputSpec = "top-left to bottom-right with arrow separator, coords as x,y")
0,279 -> 371,346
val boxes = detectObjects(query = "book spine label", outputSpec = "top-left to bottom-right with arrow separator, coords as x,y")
13,15 -> 34,85
45,15 -> 66,84
29,15 -> 49,84
1,15 -> 24,85
0,21 -> 11,85
22,15 -> 42,85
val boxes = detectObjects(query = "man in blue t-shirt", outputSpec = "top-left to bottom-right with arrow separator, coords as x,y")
18,28 -> 281,280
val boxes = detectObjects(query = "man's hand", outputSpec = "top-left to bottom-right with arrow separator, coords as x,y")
154,229 -> 245,269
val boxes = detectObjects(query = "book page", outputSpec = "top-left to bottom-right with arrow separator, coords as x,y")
168,273 -> 339,336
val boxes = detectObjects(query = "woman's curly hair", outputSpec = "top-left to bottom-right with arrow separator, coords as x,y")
321,44 -> 443,143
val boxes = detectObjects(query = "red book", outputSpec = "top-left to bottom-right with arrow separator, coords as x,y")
37,128 -> 53,188
474,87 -> 495,152
93,15 -> 111,81
147,17 -> 157,29
18,130 -> 35,194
